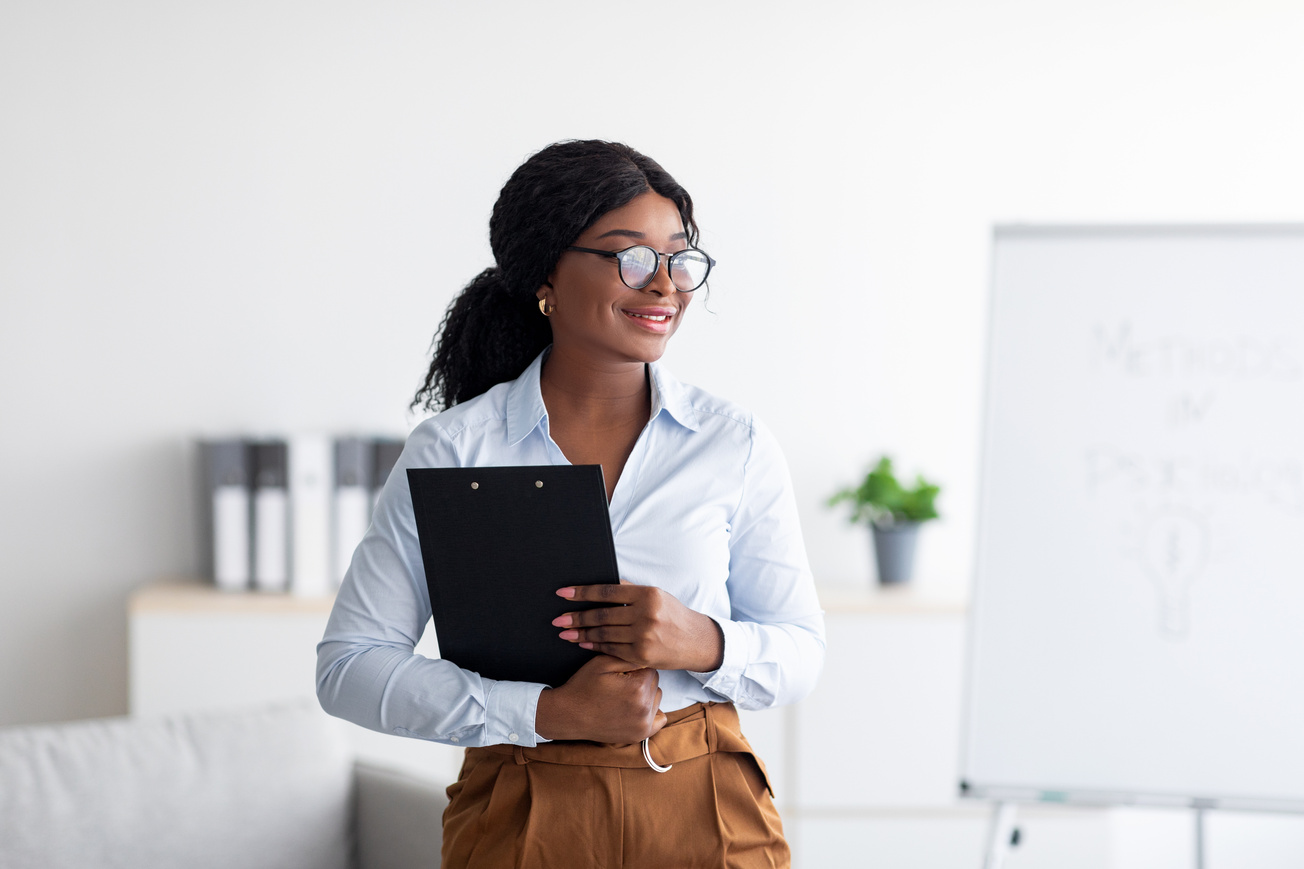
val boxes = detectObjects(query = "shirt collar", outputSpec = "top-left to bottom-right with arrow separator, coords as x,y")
505,349 -> 550,447
648,360 -> 702,432
505,348 -> 702,446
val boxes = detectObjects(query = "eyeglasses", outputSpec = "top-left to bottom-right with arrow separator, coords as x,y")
565,245 -> 715,293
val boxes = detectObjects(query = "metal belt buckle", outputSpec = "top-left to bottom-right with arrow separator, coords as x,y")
641,736 -> 672,773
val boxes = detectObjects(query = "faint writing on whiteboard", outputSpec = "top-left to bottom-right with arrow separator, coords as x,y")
1092,322 -> 1302,381
1120,505 -> 1210,641
1086,447 -> 1304,513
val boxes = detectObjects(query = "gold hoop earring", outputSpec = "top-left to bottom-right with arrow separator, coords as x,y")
538,298 -> 553,317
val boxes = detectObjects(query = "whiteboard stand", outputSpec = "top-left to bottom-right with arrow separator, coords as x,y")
1194,805 -> 1208,869
1194,803 -> 1204,866
981,801 -> 1020,869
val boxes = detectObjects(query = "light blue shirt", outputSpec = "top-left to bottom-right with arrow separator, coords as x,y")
316,350 -> 826,748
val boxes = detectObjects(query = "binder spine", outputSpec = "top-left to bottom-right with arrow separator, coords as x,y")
288,434 -> 333,597
370,438 -> 406,512
202,439 -> 252,592
251,440 -> 289,593
334,437 -> 374,587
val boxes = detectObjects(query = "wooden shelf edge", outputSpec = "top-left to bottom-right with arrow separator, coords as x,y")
130,578 -> 969,617
814,582 -> 969,615
130,580 -> 336,615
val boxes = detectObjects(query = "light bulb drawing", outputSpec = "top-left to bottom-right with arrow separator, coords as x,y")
1137,507 -> 1209,640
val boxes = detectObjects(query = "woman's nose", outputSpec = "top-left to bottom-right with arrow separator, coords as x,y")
643,256 -> 676,295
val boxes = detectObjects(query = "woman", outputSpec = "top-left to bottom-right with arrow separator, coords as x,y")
317,140 -> 825,868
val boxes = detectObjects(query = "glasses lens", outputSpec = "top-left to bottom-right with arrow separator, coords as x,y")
669,250 -> 711,291
617,246 -> 659,288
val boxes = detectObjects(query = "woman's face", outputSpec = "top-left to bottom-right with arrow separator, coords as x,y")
541,191 -> 694,367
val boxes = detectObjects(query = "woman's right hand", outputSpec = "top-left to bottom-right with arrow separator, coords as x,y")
534,654 -> 667,745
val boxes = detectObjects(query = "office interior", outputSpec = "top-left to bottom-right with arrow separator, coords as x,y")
3,1 -> 1303,866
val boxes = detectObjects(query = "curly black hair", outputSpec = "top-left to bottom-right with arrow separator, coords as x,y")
411,140 -> 699,412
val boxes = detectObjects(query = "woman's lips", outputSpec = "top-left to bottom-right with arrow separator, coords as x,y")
622,308 -> 675,332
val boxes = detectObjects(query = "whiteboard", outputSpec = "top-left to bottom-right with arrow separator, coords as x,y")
961,225 -> 1304,812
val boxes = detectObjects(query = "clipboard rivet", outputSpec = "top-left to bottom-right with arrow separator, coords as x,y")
536,480 -> 543,488
471,482 -> 479,489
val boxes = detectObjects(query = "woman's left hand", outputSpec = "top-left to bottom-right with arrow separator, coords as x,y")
553,582 -> 724,673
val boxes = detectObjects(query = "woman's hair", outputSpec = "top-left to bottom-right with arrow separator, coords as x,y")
411,140 -> 699,412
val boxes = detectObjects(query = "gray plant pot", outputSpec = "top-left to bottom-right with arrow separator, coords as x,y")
871,521 -> 921,585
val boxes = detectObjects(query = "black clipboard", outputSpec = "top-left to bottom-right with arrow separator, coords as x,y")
407,464 -> 620,687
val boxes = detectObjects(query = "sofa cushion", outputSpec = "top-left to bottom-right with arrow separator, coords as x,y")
0,700 -> 355,869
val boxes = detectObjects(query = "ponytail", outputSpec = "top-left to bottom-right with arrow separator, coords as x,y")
410,267 -> 552,412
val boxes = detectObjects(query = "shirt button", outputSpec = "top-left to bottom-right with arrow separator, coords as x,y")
508,732 -> 519,742
450,736 -> 459,743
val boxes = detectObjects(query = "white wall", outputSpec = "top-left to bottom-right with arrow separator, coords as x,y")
2,0 -> 1301,735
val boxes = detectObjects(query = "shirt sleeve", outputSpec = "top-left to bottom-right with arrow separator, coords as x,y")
689,417 -> 826,709
315,421 -> 549,748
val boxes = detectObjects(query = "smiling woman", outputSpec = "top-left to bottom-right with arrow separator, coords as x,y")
316,140 -> 825,869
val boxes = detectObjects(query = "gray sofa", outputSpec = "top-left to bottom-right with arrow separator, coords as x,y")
0,700 -> 448,869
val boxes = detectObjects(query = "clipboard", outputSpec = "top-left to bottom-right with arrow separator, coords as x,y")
407,464 -> 621,687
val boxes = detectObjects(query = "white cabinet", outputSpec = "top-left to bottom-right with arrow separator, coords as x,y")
128,582 -> 464,784
129,584 -> 330,715
794,598 -> 968,808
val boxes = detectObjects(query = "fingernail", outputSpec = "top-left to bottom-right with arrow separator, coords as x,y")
559,630 -> 579,640
556,588 -> 575,598
551,615 -> 572,627
579,642 -> 593,650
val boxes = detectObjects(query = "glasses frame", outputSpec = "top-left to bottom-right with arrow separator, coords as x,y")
565,244 -> 715,293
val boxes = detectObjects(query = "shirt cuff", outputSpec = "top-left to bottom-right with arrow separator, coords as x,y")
688,617 -> 747,695
483,679 -> 549,747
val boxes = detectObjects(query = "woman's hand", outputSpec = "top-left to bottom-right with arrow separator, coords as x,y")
534,654 -> 666,744
552,582 -> 725,673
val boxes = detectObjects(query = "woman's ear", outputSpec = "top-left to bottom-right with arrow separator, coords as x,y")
537,279 -> 556,304
537,282 -> 556,317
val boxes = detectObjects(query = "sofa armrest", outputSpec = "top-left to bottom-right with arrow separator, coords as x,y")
353,761 -> 449,869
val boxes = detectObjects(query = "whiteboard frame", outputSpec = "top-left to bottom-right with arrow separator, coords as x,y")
958,222 -> 1304,815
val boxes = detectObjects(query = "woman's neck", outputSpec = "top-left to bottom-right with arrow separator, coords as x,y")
538,348 -> 651,427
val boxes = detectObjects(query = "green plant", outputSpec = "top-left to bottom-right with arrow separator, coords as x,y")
828,456 -> 940,527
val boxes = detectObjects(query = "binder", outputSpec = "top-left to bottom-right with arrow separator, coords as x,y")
251,440 -> 289,593
407,464 -> 620,688
199,439 -> 251,592
288,434 -> 333,597
333,437 -> 373,587
370,437 -> 405,512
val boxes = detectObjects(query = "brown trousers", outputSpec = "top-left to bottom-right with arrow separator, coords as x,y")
441,702 -> 789,869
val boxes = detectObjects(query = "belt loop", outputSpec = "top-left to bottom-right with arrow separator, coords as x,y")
704,702 -> 719,754
513,746 -> 528,765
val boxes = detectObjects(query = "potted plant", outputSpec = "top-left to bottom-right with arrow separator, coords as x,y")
829,456 -> 941,585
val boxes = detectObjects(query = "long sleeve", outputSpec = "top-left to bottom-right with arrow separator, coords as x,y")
315,421 -> 550,748
690,418 -> 826,709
